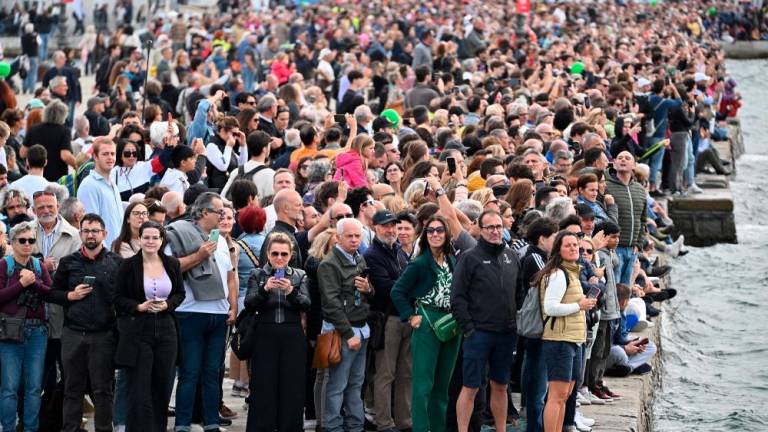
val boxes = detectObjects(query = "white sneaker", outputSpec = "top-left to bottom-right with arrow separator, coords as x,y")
688,184 -> 704,194
665,234 -> 685,257
576,410 -> 596,427
586,389 -> 607,405
576,388 -> 592,405
304,419 -> 317,429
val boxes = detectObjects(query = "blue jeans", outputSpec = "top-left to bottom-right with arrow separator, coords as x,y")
39,33 -> 50,62
0,324 -> 48,432
684,135 -> 696,188
174,312 -> 227,432
615,246 -> 637,285
647,136 -> 665,188
23,56 -> 38,93
324,337 -> 368,432
521,337 -> 547,432
113,369 -> 129,426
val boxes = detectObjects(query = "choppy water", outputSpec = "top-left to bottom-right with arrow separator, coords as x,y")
654,60 -> 768,431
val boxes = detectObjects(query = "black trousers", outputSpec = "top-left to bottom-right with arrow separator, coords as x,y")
125,314 -> 178,432
247,322 -> 306,432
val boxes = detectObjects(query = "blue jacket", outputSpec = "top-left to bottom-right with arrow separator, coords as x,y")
187,99 -> 216,144
648,93 -> 682,138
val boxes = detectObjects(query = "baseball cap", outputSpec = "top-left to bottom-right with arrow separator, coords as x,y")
379,109 -> 401,129
372,209 -> 397,225
575,203 -> 596,219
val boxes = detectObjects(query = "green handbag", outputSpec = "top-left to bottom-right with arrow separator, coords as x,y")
418,302 -> 459,342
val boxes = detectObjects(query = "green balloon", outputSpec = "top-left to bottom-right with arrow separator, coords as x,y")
570,61 -> 585,75
0,62 -> 10,78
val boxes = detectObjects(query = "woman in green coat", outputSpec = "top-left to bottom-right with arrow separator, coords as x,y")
391,215 -> 461,432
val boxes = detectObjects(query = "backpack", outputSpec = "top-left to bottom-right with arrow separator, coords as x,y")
4,256 -> 42,278
57,159 -> 95,197
517,267 -> 569,339
224,164 -> 269,201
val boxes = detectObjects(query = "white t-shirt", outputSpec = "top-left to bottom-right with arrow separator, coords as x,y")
160,168 -> 189,195
166,234 -> 232,314
8,175 -> 52,201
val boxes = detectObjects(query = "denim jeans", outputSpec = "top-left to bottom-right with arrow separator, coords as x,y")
684,136 -> 696,188
23,56 -> 38,93
113,369 -> 129,426
324,337 -> 368,432
615,246 -> 637,285
39,33 -> 50,62
174,312 -> 227,432
0,324 -> 48,432
521,337 -> 547,432
607,341 -> 657,371
647,136 -> 665,188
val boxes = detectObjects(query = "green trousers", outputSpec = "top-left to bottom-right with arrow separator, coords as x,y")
411,309 -> 462,432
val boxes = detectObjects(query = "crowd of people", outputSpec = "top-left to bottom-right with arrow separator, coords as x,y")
0,0 -> 744,432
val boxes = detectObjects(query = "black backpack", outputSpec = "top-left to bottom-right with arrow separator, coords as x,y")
224,164 -> 269,200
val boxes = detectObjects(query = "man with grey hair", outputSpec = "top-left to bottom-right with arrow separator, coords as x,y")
71,115 -> 93,156
455,199 -> 484,239
59,198 -> 85,229
42,50 -> 82,128
553,150 -> 573,176
319,217 -> 372,432
544,197 -> 576,222
354,104 -> 374,135
21,100 -> 77,181
582,132 -> 605,152
165,192 -> 238,432
257,94 -> 280,138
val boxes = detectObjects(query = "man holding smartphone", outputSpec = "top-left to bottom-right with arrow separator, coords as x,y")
48,214 -> 124,432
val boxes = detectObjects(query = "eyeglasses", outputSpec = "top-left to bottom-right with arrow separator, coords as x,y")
580,247 -> 593,255
131,210 -> 149,217
270,251 -> 290,258
15,237 -> 36,245
425,226 -> 445,235
82,229 -> 104,235
246,100 -> 256,105
123,151 -> 138,158
206,208 -> 225,216
334,213 -> 354,221
33,191 -> 55,199
363,199 -> 375,207
386,168 -> 401,174
482,224 -> 504,232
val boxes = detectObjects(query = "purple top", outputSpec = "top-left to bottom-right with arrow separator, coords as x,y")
143,270 -> 172,301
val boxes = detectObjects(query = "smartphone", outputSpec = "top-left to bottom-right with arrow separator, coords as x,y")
340,168 -> 345,180
274,268 -> 285,279
333,114 -> 347,125
637,337 -> 649,346
587,286 -> 602,300
360,268 -> 369,278
83,276 -> 96,286
221,95 -> 231,113
446,157 -> 457,175
209,228 -> 220,243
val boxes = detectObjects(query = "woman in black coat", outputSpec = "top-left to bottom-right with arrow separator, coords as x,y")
245,232 -> 311,432
113,221 -> 185,432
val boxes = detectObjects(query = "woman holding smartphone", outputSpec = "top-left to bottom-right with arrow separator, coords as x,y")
244,232 -> 311,432
390,215 -> 459,432
113,221 -> 185,432
532,231 -> 597,432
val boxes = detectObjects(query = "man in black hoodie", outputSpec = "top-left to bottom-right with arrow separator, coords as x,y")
451,210 -> 520,432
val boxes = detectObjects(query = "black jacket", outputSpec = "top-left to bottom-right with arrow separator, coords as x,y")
245,265 -> 311,324
112,252 -> 185,367
48,248 -> 124,333
363,237 -> 409,316
517,245 -> 547,310
84,110 -> 110,137
260,221 -> 302,269
450,238 -> 520,335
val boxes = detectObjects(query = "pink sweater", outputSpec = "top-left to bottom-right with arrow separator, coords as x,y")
333,151 -> 368,189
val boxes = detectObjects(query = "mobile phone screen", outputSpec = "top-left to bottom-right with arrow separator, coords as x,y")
274,268 -> 285,279
587,286 -> 602,300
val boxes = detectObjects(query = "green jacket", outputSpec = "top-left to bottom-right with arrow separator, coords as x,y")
391,249 -> 456,322
317,246 -> 370,340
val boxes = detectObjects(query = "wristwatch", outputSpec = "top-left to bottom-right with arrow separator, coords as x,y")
435,187 -> 446,197
456,182 -> 468,188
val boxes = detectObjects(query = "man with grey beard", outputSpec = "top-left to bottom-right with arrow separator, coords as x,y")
363,210 -> 412,432
32,190 -> 81,432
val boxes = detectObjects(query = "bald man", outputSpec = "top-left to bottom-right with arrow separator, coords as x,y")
260,189 -> 304,267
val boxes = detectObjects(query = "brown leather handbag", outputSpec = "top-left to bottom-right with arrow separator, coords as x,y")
312,330 -> 342,368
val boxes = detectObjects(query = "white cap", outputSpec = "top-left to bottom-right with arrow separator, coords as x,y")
694,72 -> 711,83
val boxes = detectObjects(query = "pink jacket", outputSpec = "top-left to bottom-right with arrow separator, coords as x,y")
333,151 -> 367,189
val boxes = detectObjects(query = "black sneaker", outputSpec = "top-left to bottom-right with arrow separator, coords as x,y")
605,365 -> 632,377
632,363 -> 653,375
219,417 -> 233,426
650,190 -> 667,198
648,265 -> 672,278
